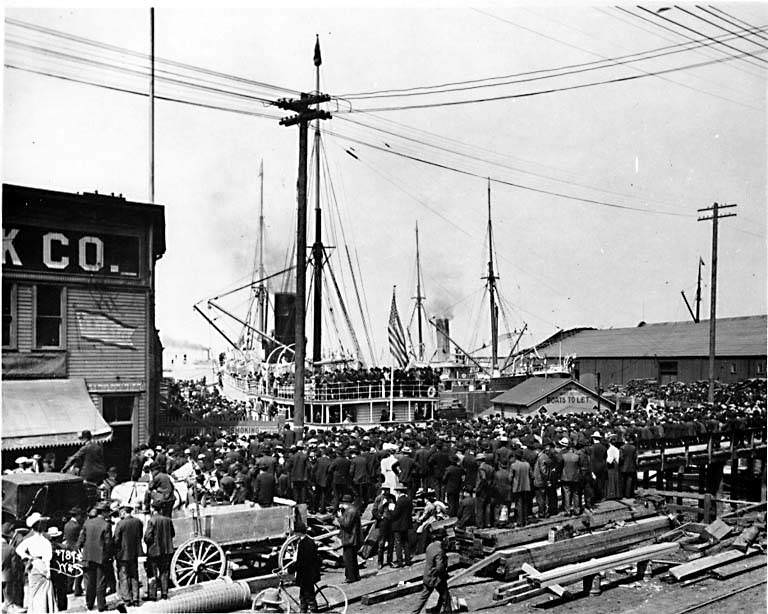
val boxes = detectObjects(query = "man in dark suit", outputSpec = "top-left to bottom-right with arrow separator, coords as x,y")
289,442 -> 310,505
390,485 -> 413,567
293,521 -> 321,612
254,467 -> 276,507
144,503 -> 175,600
113,504 -> 143,606
78,502 -> 113,612
411,528 -> 452,614
63,507 -> 83,597
312,448 -> 332,513
442,456 -> 464,518
329,449 -> 351,508
63,430 -> 107,485
395,447 -> 418,499
619,436 -> 638,498
456,489 -> 476,529
589,432 -> 608,503
145,462 -> 175,517
337,496 -> 362,583
349,448 -> 371,506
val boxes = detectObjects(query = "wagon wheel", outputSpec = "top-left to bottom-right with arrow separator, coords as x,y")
171,537 -> 227,587
278,534 -> 302,572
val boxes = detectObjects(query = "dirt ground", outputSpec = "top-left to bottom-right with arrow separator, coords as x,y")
345,565 -> 766,614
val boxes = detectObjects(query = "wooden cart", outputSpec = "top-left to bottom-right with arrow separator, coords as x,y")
168,499 -> 306,587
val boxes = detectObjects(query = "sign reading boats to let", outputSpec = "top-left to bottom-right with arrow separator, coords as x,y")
2,225 -> 140,277
542,384 -> 599,414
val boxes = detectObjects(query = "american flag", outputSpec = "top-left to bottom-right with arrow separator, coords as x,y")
388,288 -> 408,368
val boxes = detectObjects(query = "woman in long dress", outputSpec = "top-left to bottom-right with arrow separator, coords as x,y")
605,436 -> 621,500
15,513 -> 55,613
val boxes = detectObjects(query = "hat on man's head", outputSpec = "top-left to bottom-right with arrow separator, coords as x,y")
15,457 -> 28,465
559,437 -> 570,446
341,494 -> 353,503
592,431 -> 602,439
80,430 -> 92,440
47,526 -> 62,539
25,512 -> 43,529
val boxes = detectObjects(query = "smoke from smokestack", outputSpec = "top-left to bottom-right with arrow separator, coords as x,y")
435,318 -> 451,361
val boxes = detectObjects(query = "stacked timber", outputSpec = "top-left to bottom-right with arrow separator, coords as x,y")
494,515 -> 673,580
455,499 -> 656,565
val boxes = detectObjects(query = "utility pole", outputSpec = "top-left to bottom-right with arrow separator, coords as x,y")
413,222 -> 426,363
275,88 -> 331,431
149,7 -> 155,203
311,35 -> 324,367
483,179 -> 499,375
697,203 -> 737,403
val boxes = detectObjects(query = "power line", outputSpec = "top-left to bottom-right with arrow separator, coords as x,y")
6,38 -> 278,105
340,47 -> 766,113
705,6 -> 768,41
600,7 -> 766,87
674,6 -> 768,51
691,6 -> 768,45
338,24 -> 764,100
5,17 -> 299,96
325,128 -> 690,218
336,114 -> 713,209
634,6 -> 768,67
4,63 -> 282,120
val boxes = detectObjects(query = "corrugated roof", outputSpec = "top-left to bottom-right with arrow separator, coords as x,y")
534,315 -> 766,359
492,377 -> 573,407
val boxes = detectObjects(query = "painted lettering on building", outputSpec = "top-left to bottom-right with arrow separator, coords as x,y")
3,225 -> 140,277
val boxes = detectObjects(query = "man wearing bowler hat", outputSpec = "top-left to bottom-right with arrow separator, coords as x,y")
390,485 -> 413,568
113,504 -> 143,607
63,430 -> 107,486
78,502 -> 113,612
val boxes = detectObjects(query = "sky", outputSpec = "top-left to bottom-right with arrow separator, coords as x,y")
3,3 -> 766,364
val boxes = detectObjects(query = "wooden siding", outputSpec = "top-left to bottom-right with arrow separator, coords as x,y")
16,284 -> 33,351
576,357 -> 767,388
67,287 -> 147,381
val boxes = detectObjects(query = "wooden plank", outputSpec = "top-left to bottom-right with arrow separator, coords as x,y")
668,549 -> 754,581
447,551 -> 504,587
526,542 -> 679,587
360,581 -> 421,605
710,555 -> 766,580
496,516 -> 672,579
638,488 -> 755,506
703,518 -> 732,543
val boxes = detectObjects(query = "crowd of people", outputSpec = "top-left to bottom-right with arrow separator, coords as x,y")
3,377 -> 764,612
165,379 -> 278,422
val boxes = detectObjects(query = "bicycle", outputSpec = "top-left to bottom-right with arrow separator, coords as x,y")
252,567 -> 348,614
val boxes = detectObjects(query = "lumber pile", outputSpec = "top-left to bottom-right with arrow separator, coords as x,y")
494,515 -> 673,580
454,499 -> 655,564
491,542 -> 679,604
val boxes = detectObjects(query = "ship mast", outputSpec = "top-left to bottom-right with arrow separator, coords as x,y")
484,178 -> 499,374
257,159 -> 267,339
414,222 -> 425,363
311,35 -> 324,366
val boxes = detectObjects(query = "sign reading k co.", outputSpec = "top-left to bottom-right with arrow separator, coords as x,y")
3,225 -> 140,277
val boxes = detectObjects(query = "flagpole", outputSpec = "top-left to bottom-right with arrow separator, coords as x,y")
390,285 -> 396,422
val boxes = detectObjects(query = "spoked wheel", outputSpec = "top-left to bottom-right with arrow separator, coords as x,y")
171,537 -> 227,587
278,535 -> 301,572
252,587 -> 291,613
315,583 -> 348,614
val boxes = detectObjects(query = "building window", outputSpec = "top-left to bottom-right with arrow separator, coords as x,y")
102,395 -> 135,424
730,363 -> 737,374
35,285 -> 64,348
659,361 -> 678,384
2,282 -> 16,349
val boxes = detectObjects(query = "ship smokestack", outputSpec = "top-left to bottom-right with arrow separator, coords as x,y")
436,318 -> 451,362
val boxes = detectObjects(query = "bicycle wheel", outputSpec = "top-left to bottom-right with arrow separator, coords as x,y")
252,587 -> 291,613
315,583 -> 348,614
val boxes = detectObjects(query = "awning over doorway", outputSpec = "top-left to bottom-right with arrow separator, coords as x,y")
2,378 -> 112,450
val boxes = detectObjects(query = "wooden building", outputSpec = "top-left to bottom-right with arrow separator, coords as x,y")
528,315 -> 767,390
2,184 -> 165,476
491,377 -> 614,416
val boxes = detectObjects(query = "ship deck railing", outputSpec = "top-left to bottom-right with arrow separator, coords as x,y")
225,374 -> 439,402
